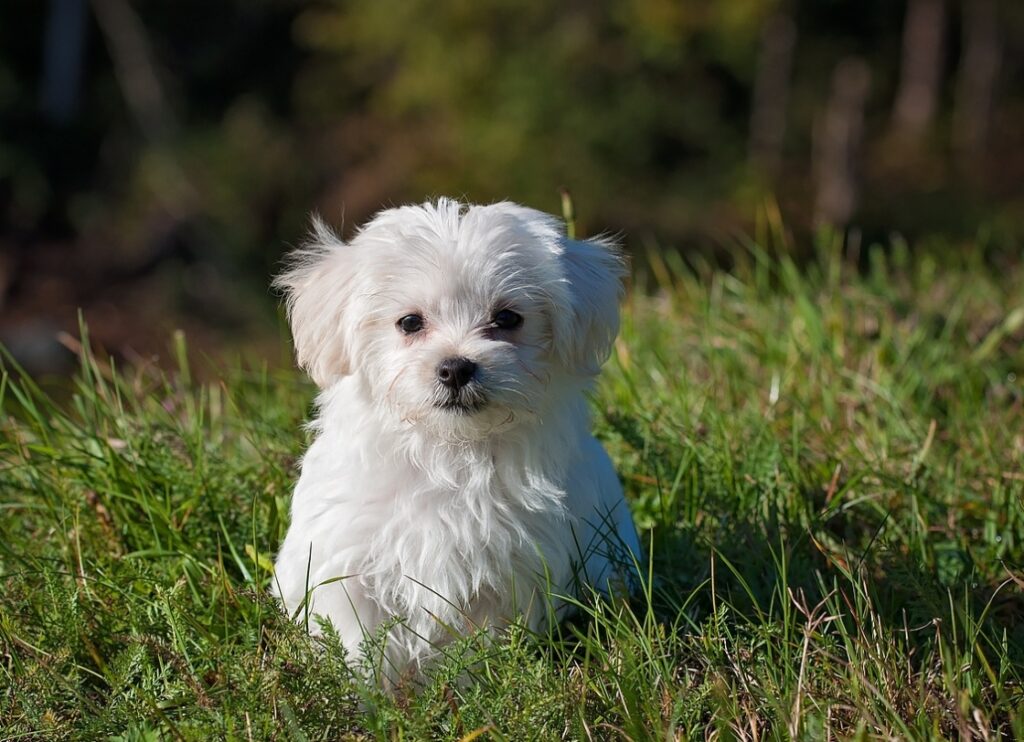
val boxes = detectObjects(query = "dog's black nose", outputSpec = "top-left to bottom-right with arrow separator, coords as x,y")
437,357 -> 478,390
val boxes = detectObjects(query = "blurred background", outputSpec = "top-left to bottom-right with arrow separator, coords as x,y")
1,0 -> 1022,375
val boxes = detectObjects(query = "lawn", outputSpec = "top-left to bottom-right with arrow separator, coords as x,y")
2,225 -> 1023,740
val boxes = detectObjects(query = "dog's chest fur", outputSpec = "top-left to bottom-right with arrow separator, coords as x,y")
289,380 -> 584,635
363,451 -> 572,625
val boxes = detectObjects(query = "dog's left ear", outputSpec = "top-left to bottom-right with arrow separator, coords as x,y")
470,201 -> 626,377
551,234 -> 626,376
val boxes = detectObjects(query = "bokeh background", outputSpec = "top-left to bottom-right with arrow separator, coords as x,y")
2,0 -> 1022,375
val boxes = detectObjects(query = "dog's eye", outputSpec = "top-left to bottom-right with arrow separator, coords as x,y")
398,314 -> 425,334
492,309 -> 523,330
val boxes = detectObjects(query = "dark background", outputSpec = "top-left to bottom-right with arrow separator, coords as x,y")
2,0 -> 1021,375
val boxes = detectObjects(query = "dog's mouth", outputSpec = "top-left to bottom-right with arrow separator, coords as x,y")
433,385 -> 487,415
436,399 -> 484,415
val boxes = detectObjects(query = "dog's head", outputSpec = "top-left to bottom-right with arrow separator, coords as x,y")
276,199 -> 624,438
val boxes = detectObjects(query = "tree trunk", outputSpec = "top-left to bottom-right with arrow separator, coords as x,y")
749,14 -> 797,175
40,0 -> 88,124
91,0 -> 175,140
814,58 -> 871,228
953,0 -> 1001,164
891,0 -> 947,140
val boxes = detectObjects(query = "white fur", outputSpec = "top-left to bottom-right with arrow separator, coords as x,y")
272,199 -> 641,681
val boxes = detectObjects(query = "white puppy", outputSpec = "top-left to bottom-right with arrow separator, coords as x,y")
272,199 -> 640,681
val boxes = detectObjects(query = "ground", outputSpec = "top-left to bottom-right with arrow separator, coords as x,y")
2,227 -> 1023,739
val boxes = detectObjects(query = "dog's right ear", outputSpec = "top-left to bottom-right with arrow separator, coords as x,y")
274,216 -> 358,388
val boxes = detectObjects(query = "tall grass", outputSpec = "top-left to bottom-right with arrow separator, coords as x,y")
2,232 -> 1023,739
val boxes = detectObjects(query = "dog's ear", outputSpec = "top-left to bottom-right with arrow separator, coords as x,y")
486,202 -> 625,377
551,234 -> 626,376
274,216 -> 359,387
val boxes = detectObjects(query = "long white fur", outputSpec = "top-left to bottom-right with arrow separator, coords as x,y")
272,199 -> 641,681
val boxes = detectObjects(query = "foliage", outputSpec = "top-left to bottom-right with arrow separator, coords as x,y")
3,0 -> 1024,264
2,229 -> 1023,738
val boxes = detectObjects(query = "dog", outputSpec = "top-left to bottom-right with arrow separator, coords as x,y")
272,199 -> 641,682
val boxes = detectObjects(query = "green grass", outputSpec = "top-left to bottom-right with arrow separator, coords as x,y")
2,231 -> 1023,739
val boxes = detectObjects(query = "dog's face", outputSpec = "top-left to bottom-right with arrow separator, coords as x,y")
277,200 -> 624,439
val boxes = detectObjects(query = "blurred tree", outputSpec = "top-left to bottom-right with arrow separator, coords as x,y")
40,0 -> 88,125
891,0 -> 946,142
1,0 -> 1023,368
92,0 -> 175,141
293,0 -> 773,235
953,0 -> 1000,168
748,12 -> 796,175
814,57 -> 870,228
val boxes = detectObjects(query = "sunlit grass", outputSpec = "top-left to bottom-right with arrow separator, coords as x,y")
2,232 -> 1023,739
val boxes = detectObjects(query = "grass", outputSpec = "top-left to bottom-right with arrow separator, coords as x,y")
2,226 -> 1023,739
